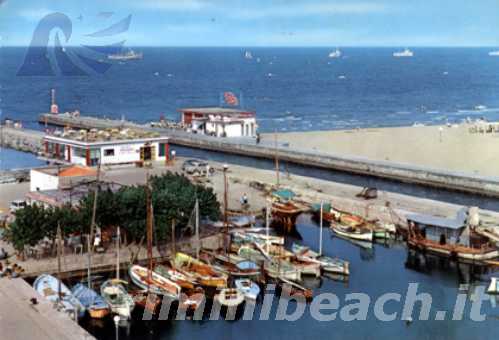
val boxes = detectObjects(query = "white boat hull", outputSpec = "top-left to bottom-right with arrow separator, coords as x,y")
331,224 -> 373,242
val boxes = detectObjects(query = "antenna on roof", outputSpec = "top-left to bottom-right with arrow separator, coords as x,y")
50,89 -> 59,114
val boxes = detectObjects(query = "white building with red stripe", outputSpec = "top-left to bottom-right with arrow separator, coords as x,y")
178,107 -> 257,138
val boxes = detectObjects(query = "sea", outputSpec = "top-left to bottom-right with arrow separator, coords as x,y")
3,48 -> 499,339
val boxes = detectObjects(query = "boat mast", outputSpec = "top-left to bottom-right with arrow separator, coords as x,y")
171,219 -> 176,261
274,130 -> 279,188
116,227 -> 120,281
57,223 -> 62,302
319,201 -> 323,256
195,198 -> 200,259
88,162 -> 101,289
266,200 -> 271,254
146,174 -> 153,284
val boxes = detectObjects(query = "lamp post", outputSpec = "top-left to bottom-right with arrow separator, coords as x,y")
113,315 -> 120,340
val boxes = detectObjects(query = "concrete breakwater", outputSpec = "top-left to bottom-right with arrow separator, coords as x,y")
0,125 -> 44,154
35,113 -> 499,197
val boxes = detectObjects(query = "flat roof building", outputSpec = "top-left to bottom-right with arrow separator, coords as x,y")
43,128 -> 170,166
178,107 -> 257,138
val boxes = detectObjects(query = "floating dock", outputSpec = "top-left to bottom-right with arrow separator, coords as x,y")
0,278 -> 94,340
5,113 -> 499,196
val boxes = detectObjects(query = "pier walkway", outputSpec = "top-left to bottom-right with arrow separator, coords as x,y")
0,278 -> 94,340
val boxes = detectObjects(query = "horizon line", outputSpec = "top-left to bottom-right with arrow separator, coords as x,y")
2,45 -> 499,48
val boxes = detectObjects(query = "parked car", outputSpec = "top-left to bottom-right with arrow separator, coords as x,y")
9,200 -> 27,213
181,159 -> 214,176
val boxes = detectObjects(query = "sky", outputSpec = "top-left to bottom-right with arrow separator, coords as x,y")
0,0 -> 499,47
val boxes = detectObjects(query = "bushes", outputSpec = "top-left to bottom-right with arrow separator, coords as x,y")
7,172 -> 221,252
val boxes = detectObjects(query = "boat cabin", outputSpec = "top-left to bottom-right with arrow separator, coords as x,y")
407,208 -> 469,246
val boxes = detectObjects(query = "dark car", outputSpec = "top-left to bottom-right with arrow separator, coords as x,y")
181,159 -> 215,176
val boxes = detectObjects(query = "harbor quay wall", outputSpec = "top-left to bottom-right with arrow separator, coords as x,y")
0,125 -> 44,154
28,113 -> 499,197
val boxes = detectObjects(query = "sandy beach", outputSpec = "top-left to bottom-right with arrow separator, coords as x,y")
263,123 -> 499,177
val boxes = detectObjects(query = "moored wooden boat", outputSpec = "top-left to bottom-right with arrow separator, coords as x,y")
331,223 -> 374,242
154,264 -> 197,290
215,288 -> 245,308
34,274 -> 85,319
173,252 -> 228,288
179,287 -> 205,311
235,279 -> 260,300
289,258 -> 321,277
72,283 -> 110,319
129,265 -> 181,300
291,244 -> 350,275
101,279 -> 135,320
264,259 -> 302,282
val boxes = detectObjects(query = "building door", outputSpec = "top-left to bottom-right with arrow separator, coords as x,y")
140,146 -> 152,161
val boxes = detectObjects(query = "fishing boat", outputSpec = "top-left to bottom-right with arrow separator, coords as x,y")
264,259 -> 302,282
244,51 -> 253,59
289,258 -> 321,277
328,48 -> 342,58
393,48 -> 414,57
279,278 -> 313,300
311,202 -> 336,223
487,277 -> 499,295
179,287 -> 205,311
232,231 -> 285,246
204,252 -> 261,277
291,244 -> 350,275
215,288 -> 245,307
173,252 -> 228,288
34,274 -> 85,319
237,245 -> 268,263
271,189 -> 304,232
331,223 -> 374,242
101,279 -> 135,320
235,279 -> 260,300
108,49 -> 143,61
72,283 -> 110,319
129,265 -> 181,299
154,264 -> 196,290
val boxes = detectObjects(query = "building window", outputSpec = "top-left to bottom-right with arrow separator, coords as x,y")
104,148 -> 115,156
159,143 -> 166,157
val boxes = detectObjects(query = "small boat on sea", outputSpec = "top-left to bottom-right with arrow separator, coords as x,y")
393,48 -> 414,57
328,48 -> 342,58
101,279 -> 135,320
289,258 -> 321,277
235,279 -> 260,300
244,51 -> 253,59
215,288 -> 245,308
487,277 -> 499,295
72,283 -> 110,319
173,252 -> 228,288
232,231 -> 285,246
203,252 -> 261,277
129,265 -> 181,300
108,49 -> 143,61
331,223 -> 374,242
489,51 -> 499,56
34,274 -> 85,319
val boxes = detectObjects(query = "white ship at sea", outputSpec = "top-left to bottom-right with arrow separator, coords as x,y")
393,48 -> 414,58
488,51 -> 499,56
328,48 -> 342,58
108,49 -> 143,61
244,51 -> 253,59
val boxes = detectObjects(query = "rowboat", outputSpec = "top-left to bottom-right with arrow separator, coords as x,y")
215,288 -> 245,307
154,264 -> 196,290
289,258 -> 321,277
487,277 -> 499,295
235,279 -> 260,300
33,274 -> 85,319
204,252 -> 261,277
100,279 -> 135,320
291,243 -> 350,275
331,223 -> 374,242
232,231 -> 284,246
173,252 -> 228,288
72,283 -> 110,319
129,265 -> 181,300
238,246 -> 268,263
264,259 -> 302,282
179,287 -> 205,311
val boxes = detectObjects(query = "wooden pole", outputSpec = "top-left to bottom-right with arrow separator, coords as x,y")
116,227 -> 120,281
57,224 -> 62,302
319,201 -> 324,256
274,130 -> 279,188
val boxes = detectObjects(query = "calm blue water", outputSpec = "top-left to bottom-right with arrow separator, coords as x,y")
2,47 -> 499,132
0,147 -> 44,170
83,215 -> 499,340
